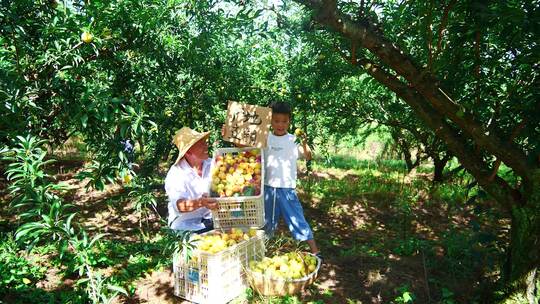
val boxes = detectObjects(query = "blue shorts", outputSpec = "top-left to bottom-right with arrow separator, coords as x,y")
264,185 -> 314,241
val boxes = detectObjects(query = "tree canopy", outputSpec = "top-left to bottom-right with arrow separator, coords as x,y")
1,0 -> 539,302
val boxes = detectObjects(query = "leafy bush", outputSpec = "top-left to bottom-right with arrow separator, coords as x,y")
2,136 -> 66,222
0,234 -> 46,296
392,284 -> 415,303
2,135 -> 127,302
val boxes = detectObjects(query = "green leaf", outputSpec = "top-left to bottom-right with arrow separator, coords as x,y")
107,284 -> 129,296
403,292 -> 413,302
81,114 -> 88,128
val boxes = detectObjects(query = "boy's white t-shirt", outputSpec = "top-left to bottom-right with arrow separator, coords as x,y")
264,133 -> 304,188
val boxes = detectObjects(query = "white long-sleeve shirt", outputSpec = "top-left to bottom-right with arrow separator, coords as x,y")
164,158 -> 212,231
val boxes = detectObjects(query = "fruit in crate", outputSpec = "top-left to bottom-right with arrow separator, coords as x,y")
193,228 -> 251,254
211,149 -> 262,197
249,252 -> 318,280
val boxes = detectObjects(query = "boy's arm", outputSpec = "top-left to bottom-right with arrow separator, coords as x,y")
298,134 -> 313,161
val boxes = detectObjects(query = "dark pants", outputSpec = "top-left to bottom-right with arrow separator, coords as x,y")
195,218 -> 214,234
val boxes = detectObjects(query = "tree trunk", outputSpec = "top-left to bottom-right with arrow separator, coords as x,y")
403,147 -> 415,172
507,202 -> 540,303
391,130 -> 418,172
432,154 -> 451,183
368,57 -> 539,302
506,176 -> 540,302
293,1 -> 540,300
433,157 -> 447,183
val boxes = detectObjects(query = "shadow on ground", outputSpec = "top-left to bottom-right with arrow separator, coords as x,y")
1,159 -> 506,303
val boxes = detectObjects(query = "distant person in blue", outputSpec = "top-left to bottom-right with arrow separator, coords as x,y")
264,102 -> 321,259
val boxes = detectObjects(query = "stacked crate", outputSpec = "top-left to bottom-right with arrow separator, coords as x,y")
173,147 -> 266,304
173,230 -> 265,304
209,147 -> 265,229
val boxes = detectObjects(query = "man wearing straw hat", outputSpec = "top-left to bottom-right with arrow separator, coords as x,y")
165,127 -> 218,233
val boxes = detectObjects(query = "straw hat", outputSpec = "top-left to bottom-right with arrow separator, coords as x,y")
172,127 -> 211,164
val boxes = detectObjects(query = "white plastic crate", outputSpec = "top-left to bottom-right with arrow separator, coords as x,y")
208,147 -> 265,229
212,199 -> 264,229
173,229 -> 266,304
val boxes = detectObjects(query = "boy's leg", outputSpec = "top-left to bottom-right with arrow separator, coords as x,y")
263,185 -> 281,236
280,189 -> 319,254
306,239 -> 319,254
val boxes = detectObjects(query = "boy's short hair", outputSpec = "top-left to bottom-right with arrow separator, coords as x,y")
270,102 -> 292,117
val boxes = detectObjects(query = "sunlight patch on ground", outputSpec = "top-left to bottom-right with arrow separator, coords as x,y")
314,268 -> 337,290
387,254 -> 402,261
411,220 -> 438,240
74,182 -> 123,204
366,269 -> 386,286
327,202 -> 370,230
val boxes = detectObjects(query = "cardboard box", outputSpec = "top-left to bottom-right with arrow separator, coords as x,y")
223,101 -> 272,148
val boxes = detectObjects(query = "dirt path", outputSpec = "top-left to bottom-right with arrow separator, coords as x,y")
1,160 -> 505,303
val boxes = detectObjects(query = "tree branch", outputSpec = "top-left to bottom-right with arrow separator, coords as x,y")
426,0 -> 434,70
489,120 -> 527,182
355,58 -> 522,209
293,0 -> 532,183
433,0 -> 457,63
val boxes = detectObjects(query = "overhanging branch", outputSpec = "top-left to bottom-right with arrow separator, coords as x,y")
293,0 -> 532,183
356,58 -> 522,209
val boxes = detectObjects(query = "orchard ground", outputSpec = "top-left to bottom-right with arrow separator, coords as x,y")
0,144 -> 508,304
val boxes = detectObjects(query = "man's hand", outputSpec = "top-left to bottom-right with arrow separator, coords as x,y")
200,197 -> 218,210
177,196 -> 218,212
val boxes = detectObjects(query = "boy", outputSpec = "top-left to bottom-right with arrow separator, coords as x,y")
264,102 -> 321,258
